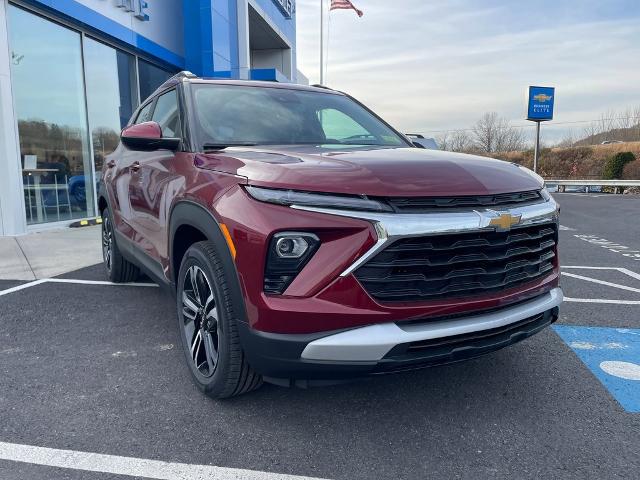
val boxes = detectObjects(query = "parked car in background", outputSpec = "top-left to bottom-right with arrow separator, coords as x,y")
405,133 -> 439,149
98,72 -> 562,398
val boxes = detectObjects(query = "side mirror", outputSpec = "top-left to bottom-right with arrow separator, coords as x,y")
121,121 -> 180,151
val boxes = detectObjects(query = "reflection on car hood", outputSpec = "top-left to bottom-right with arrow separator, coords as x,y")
194,145 -> 542,197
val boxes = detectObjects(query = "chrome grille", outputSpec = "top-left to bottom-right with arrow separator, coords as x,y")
354,222 -> 557,302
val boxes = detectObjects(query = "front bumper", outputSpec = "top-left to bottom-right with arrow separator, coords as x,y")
238,287 -> 562,384
216,188 -> 560,335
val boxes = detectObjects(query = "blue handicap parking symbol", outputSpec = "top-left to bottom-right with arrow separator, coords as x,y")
553,325 -> 640,412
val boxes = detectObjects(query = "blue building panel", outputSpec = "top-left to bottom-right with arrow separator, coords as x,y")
253,0 -> 295,43
250,68 -> 289,82
212,9 -> 233,63
214,53 -> 232,73
20,0 -> 185,69
213,0 -> 231,21
17,0 -> 296,81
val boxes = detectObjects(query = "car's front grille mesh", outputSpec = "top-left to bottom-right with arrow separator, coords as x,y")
354,222 -> 557,302
383,190 -> 542,212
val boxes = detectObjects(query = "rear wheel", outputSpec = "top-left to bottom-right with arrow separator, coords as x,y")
101,208 -> 139,283
176,241 -> 262,398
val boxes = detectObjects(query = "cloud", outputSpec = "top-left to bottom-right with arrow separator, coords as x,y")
295,0 -> 640,138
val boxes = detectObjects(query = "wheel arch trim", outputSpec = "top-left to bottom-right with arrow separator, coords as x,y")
169,200 -> 248,323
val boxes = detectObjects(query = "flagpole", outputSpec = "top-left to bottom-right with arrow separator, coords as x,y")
320,0 -> 324,84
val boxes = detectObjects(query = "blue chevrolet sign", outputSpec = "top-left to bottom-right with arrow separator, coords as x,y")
527,86 -> 555,121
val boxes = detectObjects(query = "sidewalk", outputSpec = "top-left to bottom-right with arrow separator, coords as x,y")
0,226 -> 102,280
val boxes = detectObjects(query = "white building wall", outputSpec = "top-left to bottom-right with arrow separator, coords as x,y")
0,0 -> 26,235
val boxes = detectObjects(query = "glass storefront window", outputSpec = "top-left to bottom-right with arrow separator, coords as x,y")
7,5 -> 177,228
138,59 -> 173,102
8,5 -> 95,225
83,37 -> 138,177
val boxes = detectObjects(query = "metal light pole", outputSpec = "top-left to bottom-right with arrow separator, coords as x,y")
320,0 -> 324,85
533,121 -> 541,173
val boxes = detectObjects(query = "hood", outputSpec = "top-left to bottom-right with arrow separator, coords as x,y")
194,145 -> 542,197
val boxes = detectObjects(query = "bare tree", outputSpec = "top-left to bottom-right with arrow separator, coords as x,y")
434,131 -> 450,151
597,109 -> 616,141
583,122 -> 599,143
449,129 -> 474,152
617,108 -> 633,130
556,131 -> 575,148
472,112 -> 525,153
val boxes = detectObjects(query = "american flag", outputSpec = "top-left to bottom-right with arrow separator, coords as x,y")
330,0 -> 364,17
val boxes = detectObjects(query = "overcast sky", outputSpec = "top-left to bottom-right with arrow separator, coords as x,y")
295,0 -> 640,143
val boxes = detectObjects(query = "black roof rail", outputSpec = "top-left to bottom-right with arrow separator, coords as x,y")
159,71 -> 198,88
172,70 -> 198,80
311,84 -> 333,90
147,71 -> 199,100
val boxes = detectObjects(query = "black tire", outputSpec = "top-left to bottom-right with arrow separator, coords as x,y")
176,241 -> 262,399
101,208 -> 139,283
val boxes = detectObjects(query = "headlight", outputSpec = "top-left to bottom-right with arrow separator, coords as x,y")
540,187 -> 552,201
245,186 -> 393,213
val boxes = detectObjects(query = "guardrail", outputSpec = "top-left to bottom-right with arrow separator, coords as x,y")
545,179 -> 640,194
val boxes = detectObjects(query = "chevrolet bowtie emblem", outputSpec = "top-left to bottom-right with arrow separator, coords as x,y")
533,93 -> 553,102
489,213 -> 522,231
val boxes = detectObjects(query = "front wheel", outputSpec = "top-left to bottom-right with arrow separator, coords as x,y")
101,208 -> 139,283
176,241 -> 262,398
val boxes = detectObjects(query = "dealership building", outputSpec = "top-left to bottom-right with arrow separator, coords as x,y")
0,0 -> 299,235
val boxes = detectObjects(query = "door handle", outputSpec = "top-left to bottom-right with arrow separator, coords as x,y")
130,161 -> 141,172
106,160 -> 116,169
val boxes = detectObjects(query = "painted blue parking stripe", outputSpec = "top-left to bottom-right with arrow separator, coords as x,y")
553,325 -> 640,413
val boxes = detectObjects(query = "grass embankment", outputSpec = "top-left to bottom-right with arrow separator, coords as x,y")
494,142 -> 640,179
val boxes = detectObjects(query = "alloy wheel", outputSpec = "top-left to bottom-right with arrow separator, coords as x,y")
181,265 -> 220,377
102,215 -> 113,272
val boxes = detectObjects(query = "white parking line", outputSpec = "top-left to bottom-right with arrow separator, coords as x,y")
564,297 -> 640,305
0,441 -> 325,480
0,279 -> 47,297
561,272 -> 640,294
573,235 -> 640,261
562,266 -> 640,281
561,266 -> 640,305
46,278 -> 158,287
0,278 -> 157,297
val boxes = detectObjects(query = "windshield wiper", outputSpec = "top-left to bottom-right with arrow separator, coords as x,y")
203,142 -> 257,151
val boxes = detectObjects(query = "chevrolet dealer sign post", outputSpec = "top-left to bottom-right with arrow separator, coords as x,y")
527,86 -> 555,173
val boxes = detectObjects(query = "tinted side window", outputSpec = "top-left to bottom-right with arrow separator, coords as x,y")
134,102 -> 153,124
151,90 -> 180,138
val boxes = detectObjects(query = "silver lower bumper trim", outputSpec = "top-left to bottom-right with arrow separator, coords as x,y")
300,287 -> 563,363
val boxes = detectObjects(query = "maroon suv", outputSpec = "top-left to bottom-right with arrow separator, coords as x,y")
99,72 -> 562,398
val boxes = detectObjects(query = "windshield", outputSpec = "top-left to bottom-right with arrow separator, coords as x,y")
191,84 -> 407,149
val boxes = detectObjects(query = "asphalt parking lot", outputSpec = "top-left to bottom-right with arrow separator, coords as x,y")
1,193 -> 639,480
